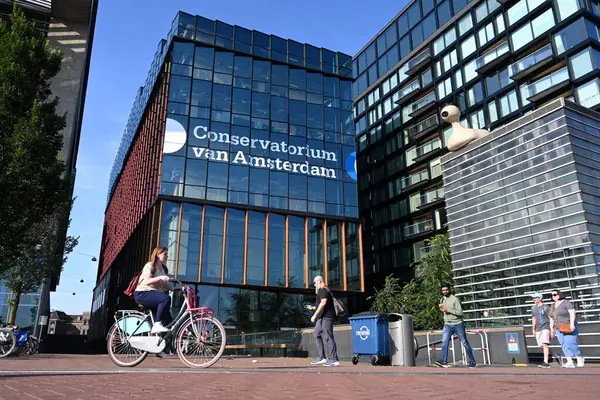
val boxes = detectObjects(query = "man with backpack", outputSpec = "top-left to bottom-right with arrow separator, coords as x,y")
310,275 -> 339,367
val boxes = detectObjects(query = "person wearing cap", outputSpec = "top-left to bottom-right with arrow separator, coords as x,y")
531,292 -> 551,368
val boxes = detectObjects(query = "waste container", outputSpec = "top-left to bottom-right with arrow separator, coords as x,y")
348,313 -> 389,365
388,313 -> 416,366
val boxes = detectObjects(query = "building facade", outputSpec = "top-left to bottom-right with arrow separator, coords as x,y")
441,98 -> 600,358
89,12 -> 363,346
353,0 -> 600,290
0,0 -> 98,333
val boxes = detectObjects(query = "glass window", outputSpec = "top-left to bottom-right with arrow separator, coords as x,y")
554,18 -> 589,55
251,92 -> 270,118
214,52 -> 234,75
176,204 -> 201,281
422,12 -> 437,40
288,216 -> 306,288
307,73 -> 323,94
184,159 -> 207,187
576,78 -> 600,107
308,218 -> 324,283
268,214 -> 286,286
437,0 -> 453,26
571,48 -> 594,79
290,69 -> 306,90
246,211 -> 265,285
201,206 -> 224,283
458,13 -> 473,36
253,60 -> 271,82
234,56 -> 252,78
224,209 -> 245,284
307,103 -> 323,128
173,42 -> 194,65
460,35 -> 476,59
327,221 -> 343,290
557,0 -> 583,21
211,84 -> 231,111
272,64 -> 289,86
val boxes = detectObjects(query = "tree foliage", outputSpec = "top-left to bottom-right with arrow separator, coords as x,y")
368,234 -> 453,330
3,202 -> 78,324
0,4 -> 68,276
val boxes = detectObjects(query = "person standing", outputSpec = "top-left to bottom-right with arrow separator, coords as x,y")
550,290 -> 584,368
531,292 -> 551,368
435,285 -> 477,368
310,275 -> 339,367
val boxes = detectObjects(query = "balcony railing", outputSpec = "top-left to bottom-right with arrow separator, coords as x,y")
414,138 -> 442,160
407,92 -> 437,117
394,80 -> 421,105
406,49 -> 431,75
404,219 -> 435,238
475,42 -> 510,73
407,114 -> 439,141
415,245 -> 432,262
508,44 -> 554,79
400,170 -> 429,190
526,66 -> 570,100
420,188 -> 444,206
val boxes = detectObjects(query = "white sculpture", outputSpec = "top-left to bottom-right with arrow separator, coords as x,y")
441,105 -> 490,152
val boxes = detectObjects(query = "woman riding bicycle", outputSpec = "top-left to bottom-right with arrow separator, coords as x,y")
133,246 -> 174,335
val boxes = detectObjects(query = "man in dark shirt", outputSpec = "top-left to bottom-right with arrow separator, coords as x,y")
531,292 -> 551,368
310,275 -> 339,367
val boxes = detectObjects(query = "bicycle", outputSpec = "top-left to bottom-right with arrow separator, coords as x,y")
106,279 -> 226,368
0,327 -> 16,358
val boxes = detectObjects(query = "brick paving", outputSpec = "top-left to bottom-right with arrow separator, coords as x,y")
0,355 -> 598,399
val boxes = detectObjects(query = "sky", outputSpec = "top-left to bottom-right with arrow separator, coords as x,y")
50,0 -> 410,314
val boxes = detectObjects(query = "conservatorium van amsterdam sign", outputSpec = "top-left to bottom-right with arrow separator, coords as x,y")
164,118 -> 357,181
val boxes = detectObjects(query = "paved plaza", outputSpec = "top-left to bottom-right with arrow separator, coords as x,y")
0,355 -> 598,399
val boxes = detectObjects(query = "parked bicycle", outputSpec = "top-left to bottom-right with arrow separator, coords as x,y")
107,279 -> 226,368
0,325 -> 39,357
0,327 -> 16,358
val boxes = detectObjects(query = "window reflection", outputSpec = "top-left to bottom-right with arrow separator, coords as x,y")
288,216 -> 306,288
308,218 -> 324,282
268,214 -> 285,286
224,209 -> 245,284
201,206 -> 224,283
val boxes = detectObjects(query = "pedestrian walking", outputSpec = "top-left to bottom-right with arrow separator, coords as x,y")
531,292 -> 551,368
550,290 -> 584,368
435,284 -> 477,369
310,275 -> 339,367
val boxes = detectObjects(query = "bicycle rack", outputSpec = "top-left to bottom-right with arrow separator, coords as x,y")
426,330 -> 458,365
461,330 -> 491,365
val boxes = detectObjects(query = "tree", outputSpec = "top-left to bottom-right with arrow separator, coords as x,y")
3,203 -> 78,325
367,275 -> 403,314
368,234 -> 454,330
0,4 -> 68,276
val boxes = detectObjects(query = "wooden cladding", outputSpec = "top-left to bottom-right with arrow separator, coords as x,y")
163,201 -> 363,292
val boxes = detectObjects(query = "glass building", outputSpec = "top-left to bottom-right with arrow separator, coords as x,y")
89,12 -> 363,347
354,0 -> 600,290
442,98 -> 600,358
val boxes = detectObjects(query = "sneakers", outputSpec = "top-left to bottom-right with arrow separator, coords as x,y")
151,322 -> 169,334
155,351 -> 168,358
538,362 -> 551,369
434,360 -> 448,368
577,357 -> 585,368
561,361 -> 576,368
324,360 -> 340,367
468,360 -> 477,369
310,358 -> 327,365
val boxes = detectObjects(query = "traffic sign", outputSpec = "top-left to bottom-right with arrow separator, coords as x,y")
506,333 -> 520,354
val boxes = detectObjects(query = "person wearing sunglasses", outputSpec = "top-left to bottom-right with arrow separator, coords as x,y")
549,290 -> 584,368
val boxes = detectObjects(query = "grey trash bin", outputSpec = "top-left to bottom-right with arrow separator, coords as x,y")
388,313 -> 416,366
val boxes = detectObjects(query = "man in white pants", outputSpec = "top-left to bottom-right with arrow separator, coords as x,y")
531,292 -> 551,368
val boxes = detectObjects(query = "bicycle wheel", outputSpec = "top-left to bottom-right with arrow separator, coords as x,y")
29,337 -> 39,355
107,322 -> 148,367
0,329 -> 16,358
176,315 -> 226,368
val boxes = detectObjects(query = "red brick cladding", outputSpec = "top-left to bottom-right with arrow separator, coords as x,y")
98,69 -> 170,278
